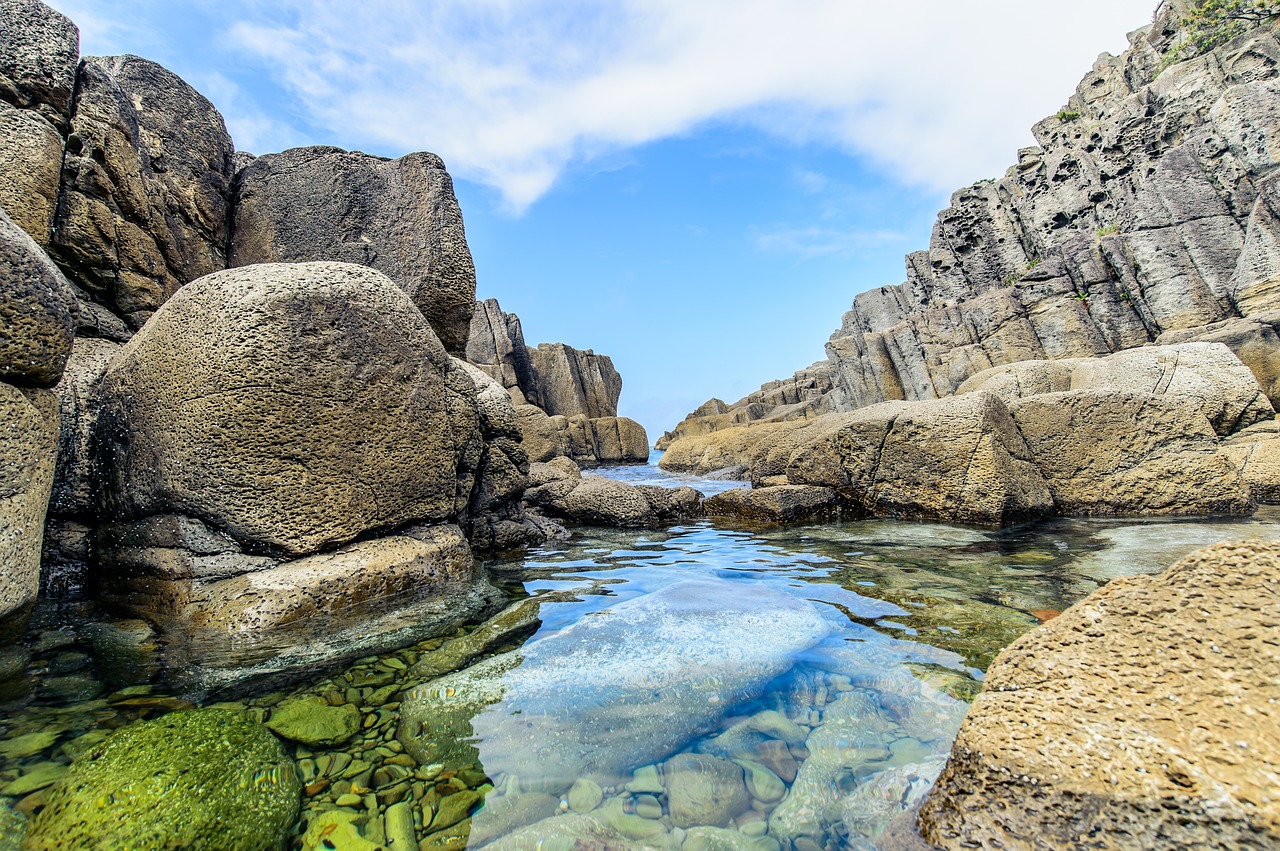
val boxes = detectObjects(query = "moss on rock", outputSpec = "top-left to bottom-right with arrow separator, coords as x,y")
25,709 -> 300,850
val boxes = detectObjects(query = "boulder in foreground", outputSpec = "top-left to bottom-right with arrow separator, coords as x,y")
919,540 -> 1280,849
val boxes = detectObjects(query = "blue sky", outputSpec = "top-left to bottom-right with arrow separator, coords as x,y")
51,0 -> 1158,440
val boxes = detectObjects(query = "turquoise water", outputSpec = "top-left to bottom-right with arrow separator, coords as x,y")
3,465 -> 1279,849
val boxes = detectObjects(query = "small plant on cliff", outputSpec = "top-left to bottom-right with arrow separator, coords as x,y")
1096,223 -> 1120,237
1161,0 -> 1280,68
1056,109 -> 1081,121
1025,258 -> 1042,271
1072,290 -> 1092,310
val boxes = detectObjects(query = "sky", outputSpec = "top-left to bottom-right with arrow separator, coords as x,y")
49,0 -> 1160,441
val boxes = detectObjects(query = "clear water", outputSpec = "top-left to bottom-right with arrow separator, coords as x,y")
2,464 -> 1279,849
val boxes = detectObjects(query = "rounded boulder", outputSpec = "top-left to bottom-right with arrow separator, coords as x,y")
98,261 -> 480,555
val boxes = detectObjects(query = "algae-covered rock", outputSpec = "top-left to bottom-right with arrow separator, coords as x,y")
663,753 -> 749,829
26,709 -> 300,851
266,697 -> 361,747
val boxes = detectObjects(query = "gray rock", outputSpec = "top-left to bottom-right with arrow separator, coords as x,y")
0,383 -> 58,623
51,55 -> 236,330
663,753 -> 749,828
525,475 -> 657,527
0,206 -> 77,386
515,403 -> 649,466
0,0 -> 79,131
0,100 -> 62,243
398,579 -> 830,793
48,337 -> 119,516
97,262 -> 481,556
525,342 -> 622,419
466,298 -> 534,402
231,145 -> 476,354
703,485 -> 837,523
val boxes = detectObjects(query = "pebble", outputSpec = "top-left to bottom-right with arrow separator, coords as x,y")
625,764 -> 664,794
635,794 -> 663,820
385,801 -> 418,850
335,793 -> 363,807
567,778 -> 603,813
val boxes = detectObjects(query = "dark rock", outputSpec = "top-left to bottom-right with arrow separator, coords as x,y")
704,485 -> 837,523
231,145 -> 476,355
0,205 -> 77,385
0,0 -> 79,131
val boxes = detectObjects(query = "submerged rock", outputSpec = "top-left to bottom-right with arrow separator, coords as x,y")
397,579 -> 830,794
664,753 -> 750,828
26,709 -> 300,850
919,540 -> 1280,849
265,698 -> 360,747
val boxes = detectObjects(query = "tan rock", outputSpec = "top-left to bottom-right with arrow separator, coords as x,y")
1009,390 -> 1252,515
98,262 -> 480,556
0,102 -> 62,243
0,206 -> 77,386
0,383 -> 57,622
703,485 -> 837,523
525,342 -> 621,418
919,540 -> 1280,849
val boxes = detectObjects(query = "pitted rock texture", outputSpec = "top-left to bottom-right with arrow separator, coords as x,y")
0,0 -> 79,132
231,145 -> 477,355
919,540 -> 1280,849
50,55 -> 236,330
98,261 -> 482,556
525,475 -> 701,528
516,404 -> 649,466
666,11 -> 1280,446
0,384 -> 58,621
525,341 -> 622,419
0,206 -> 77,386
703,485 -> 838,523
0,100 -> 63,243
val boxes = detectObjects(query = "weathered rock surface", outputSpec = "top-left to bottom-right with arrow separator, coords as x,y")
0,206 -> 77,386
526,475 -> 701,528
0,384 -> 58,624
465,297 -> 534,403
97,262 -> 481,556
665,13 -> 1280,466
0,100 -> 63,243
919,540 -> 1280,849
25,709 -> 300,851
516,403 -> 649,466
51,55 -> 236,330
703,485 -> 839,523
525,341 -> 622,418
231,145 -> 476,354
0,0 -> 79,132
398,579 -> 830,792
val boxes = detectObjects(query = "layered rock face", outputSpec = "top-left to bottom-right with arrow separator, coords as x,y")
466,297 -> 650,465
232,145 -> 477,355
918,539 -> 1280,848
665,8 -> 1280,456
662,343 -> 1261,522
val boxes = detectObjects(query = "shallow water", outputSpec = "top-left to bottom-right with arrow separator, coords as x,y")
2,464 -> 1279,849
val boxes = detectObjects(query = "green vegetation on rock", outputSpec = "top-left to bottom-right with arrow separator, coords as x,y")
25,709 -> 300,851
265,697 -> 361,747
1164,0 -> 1280,66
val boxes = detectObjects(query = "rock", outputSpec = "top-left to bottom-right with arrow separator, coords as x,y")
957,342 -> 1275,437
0,762 -> 65,797
231,145 -> 476,354
97,262 -> 481,556
525,342 -> 622,418
25,709 -> 300,850
431,789 -> 482,833
51,55 -> 236,330
1225,432 -> 1280,502
466,791 -> 559,847
1008,390 -> 1252,515
0,101 -> 62,243
734,760 -> 785,804
682,826 -> 780,851
0,206 -> 77,385
527,457 -> 581,487
398,579 -> 829,793
515,404 -> 649,466
635,484 -> 703,521
409,595 -> 543,680
567,779 -> 603,813
919,540 -> 1280,848
663,753 -> 750,829
703,485 -> 837,523
266,698 -> 361,747
525,475 -> 657,527
465,298 -> 534,401
0,0 -> 79,131
0,730 -> 58,760
385,800 -> 419,851
1158,313 -> 1280,406
626,765 -> 665,795
301,809 -> 380,851
48,337 -> 119,516
0,383 -> 57,624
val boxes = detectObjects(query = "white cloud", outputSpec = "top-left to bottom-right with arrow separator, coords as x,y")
218,0 -> 1155,212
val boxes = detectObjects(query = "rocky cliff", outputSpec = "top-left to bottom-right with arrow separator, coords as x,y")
663,0 -> 1280,448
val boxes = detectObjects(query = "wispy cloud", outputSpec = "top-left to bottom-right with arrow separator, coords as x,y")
753,226 -> 905,258
57,0 -> 1160,214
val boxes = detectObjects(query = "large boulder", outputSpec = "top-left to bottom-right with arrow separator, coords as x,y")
465,297 -> 535,403
703,485 -> 839,523
231,145 -> 477,355
26,709 -> 300,850
525,341 -> 623,418
98,261 -> 482,556
919,540 -> 1280,848
50,55 -> 236,330
0,0 -> 79,131
0,384 -> 58,628
0,206 -> 77,386
516,403 -> 649,466
1008,390 -> 1252,515
398,579 -> 830,793
0,100 -> 63,243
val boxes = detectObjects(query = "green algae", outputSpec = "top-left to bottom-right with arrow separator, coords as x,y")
25,709 -> 300,851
